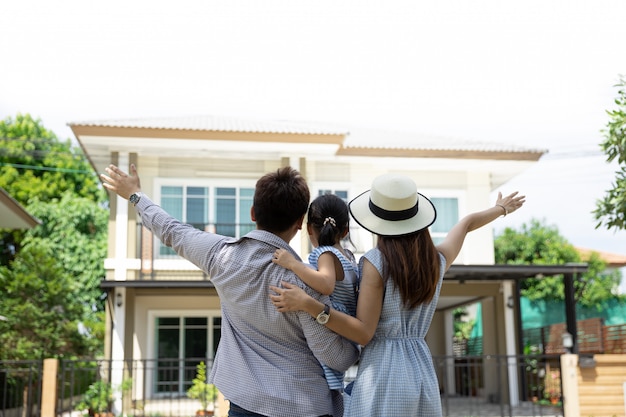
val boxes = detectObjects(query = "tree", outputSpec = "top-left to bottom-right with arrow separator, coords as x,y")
24,192 -> 108,316
0,113 -> 104,203
453,307 -> 475,340
0,242 -> 99,359
0,113 -> 106,264
0,113 -> 108,358
594,75 -> 626,231
495,219 -> 623,309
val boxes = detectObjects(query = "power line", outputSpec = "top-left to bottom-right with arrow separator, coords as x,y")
0,162 -> 95,175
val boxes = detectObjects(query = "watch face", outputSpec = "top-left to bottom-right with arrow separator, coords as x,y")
316,305 -> 330,324
130,193 -> 140,204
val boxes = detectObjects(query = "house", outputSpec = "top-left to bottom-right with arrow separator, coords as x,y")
577,246 -> 626,295
576,247 -> 626,270
71,114 -> 555,406
0,186 -> 40,229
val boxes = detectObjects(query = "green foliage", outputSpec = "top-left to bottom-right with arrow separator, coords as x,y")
495,219 -> 623,309
0,113 -> 105,204
187,361 -> 217,411
76,378 -> 132,416
594,76 -> 626,231
76,380 -> 113,415
0,113 -> 108,359
0,113 -> 107,266
453,307 -> 475,339
24,192 -> 109,317
0,241 -> 97,359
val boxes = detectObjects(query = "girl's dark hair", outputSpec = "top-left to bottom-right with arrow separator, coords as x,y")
307,194 -> 349,246
253,166 -> 310,233
377,229 -> 440,309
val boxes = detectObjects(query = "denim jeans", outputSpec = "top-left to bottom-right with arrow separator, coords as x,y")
228,403 -> 267,417
228,402 -> 332,417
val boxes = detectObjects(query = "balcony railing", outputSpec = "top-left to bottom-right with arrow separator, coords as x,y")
136,222 -> 257,281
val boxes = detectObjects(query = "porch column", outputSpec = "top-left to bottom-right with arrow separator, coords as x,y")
443,309 -> 457,395
111,152 -> 130,415
563,272 -> 578,353
482,297 -> 498,400
287,156 -> 305,259
502,281 -> 520,405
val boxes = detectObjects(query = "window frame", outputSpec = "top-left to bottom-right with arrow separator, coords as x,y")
153,177 -> 256,259
428,190 -> 465,244
146,309 -> 222,398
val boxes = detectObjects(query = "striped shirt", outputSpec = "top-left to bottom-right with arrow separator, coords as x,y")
136,196 -> 359,417
308,246 -> 359,391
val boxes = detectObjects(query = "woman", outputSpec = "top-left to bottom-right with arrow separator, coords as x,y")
270,173 -> 525,416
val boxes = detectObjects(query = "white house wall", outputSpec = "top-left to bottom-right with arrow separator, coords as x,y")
104,147 -> 514,366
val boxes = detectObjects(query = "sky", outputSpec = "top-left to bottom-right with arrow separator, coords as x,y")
1,0 -> 626,284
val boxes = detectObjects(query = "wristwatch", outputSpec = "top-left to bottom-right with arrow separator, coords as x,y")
315,304 -> 331,324
129,192 -> 142,206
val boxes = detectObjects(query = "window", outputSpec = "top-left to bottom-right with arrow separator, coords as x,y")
154,315 -> 221,395
430,197 -> 459,244
158,184 -> 255,257
318,189 -> 348,201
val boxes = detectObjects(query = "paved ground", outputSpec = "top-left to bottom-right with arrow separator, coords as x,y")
442,397 -> 563,417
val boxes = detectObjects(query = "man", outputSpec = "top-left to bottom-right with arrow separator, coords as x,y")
101,164 -> 359,417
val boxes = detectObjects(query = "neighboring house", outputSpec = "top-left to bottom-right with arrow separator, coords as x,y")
577,246 -> 626,296
0,186 -> 40,229
71,115 -> 559,404
576,247 -> 626,270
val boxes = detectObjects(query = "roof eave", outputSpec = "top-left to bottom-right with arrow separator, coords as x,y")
0,188 -> 41,229
69,124 -> 346,145
336,146 -> 544,161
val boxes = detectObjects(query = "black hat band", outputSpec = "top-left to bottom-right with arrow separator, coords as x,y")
369,198 -> 419,221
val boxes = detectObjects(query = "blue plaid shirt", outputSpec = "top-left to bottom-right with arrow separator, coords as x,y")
137,196 -> 359,417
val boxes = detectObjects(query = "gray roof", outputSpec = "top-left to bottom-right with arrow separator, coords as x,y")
69,114 -> 546,155
68,114 -> 349,136
342,127 -> 546,154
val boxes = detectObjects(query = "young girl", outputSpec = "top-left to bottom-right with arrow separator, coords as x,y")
270,174 -> 526,416
272,193 -> 359,392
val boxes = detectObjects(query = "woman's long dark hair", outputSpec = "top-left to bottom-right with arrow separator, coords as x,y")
378,228 -> 440,309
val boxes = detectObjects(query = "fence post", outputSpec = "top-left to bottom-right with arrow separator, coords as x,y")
41,358 -> 58,417
560,353 -> 579,417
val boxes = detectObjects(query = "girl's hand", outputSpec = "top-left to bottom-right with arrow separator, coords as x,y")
272,248 -> 297,270
269,281 -> 311,313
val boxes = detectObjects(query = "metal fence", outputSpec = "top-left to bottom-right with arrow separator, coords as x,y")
1,354 -> 566,417
434,354 -> 564,417
0,360 -> 43,417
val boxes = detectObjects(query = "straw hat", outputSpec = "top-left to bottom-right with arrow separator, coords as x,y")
348,174 -> 437,236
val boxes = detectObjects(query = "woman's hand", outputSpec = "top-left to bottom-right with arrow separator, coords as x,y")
269,281 -> 314,313
494,191 -> 525,217
100,164 -> 142,200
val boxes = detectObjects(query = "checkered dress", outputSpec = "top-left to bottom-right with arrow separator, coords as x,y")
344,249 -> 446,417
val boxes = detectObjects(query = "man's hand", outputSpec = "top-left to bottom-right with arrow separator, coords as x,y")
100,164 -> 142,200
